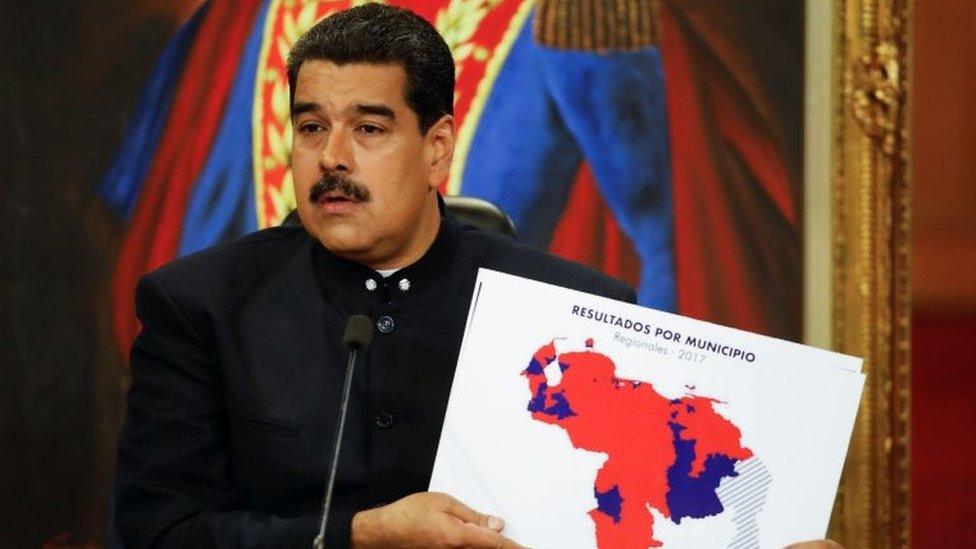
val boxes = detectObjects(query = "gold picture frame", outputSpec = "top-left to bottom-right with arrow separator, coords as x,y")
806,0 -> 911,546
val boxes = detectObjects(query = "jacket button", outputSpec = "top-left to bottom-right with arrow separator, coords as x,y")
375,411 -> 395,429
376,315 -> 395,334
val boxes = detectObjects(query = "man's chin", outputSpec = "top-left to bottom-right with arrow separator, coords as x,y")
313,230 -> 373,261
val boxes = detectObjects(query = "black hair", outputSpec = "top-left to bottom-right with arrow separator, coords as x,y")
287,3 -> 454,134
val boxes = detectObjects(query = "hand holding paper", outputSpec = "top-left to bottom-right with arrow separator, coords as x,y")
351,491 -> 526,549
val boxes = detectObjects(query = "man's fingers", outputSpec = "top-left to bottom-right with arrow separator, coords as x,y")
441,494 -> 504,531
458,521 -> 527,549
485,515 -> 505,532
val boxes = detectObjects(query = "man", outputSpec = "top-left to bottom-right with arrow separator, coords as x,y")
114,4 -> 631,548
115,5 -> 841,549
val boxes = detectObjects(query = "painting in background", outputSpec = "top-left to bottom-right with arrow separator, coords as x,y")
100,0 -> 804,357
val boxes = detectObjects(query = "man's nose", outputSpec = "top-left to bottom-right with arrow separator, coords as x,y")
320,129 -> 353,172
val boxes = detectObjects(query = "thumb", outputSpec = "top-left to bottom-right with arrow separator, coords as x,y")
443,495 -> 505,532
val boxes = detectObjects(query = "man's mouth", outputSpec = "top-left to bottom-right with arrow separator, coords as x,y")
314,191 -> 363,213
321,192 -> 355,204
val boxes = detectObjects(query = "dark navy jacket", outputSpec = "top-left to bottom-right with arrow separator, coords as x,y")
115,211 -> 635,548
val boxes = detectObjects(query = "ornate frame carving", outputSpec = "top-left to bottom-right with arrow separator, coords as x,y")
830,0 -> 911,546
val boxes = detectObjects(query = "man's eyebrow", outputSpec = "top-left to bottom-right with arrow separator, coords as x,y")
291,100 -> 320,116
356,103 -> 396,119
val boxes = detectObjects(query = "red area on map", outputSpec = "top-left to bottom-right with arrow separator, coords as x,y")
523,340 -> 752,547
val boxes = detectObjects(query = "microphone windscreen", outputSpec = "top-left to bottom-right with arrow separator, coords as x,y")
343,314 -> 374,350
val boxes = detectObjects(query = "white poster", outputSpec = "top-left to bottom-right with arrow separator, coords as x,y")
430,269 -> 864,549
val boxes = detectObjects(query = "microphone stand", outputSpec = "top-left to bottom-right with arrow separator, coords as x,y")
314,315 -> 373,549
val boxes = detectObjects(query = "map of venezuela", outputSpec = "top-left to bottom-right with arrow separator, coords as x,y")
523,339 -> 771,548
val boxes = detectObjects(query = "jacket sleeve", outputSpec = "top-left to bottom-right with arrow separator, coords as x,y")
114,272 -> 337,548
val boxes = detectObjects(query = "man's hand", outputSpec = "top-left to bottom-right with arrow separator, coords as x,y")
351,492 -> 527,548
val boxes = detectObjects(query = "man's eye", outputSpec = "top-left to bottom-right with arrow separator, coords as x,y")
358,124 -> 384,135
300,123 -> 324,134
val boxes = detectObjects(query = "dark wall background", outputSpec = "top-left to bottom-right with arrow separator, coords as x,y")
911,0 -> 976,546
1,1 -> 200,546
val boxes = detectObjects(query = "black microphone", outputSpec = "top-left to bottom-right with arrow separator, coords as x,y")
314,314 -> 374,549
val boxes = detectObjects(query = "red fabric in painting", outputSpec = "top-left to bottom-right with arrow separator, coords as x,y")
549,164 -> 642,291
111,1 -> 263,355
657,2 -> 800,339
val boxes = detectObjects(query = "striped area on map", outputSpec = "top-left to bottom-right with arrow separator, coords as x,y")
716,457 -> 773,549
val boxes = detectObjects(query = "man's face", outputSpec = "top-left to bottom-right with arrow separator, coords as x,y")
291,60 -> 453,269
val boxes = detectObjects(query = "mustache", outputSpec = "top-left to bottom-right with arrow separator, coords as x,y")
308,172 -> 371,203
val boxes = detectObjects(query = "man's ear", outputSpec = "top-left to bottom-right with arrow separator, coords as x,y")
425,114 -> 455,188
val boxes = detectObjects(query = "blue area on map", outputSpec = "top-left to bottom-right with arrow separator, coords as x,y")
527,383 -> 548,412
595,484 -> 624,523
525,359 -> 545,375
664,421 -> 739,524
545,391 -> 577,419
558,361 -> 570,372
526,382 -> 577,419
